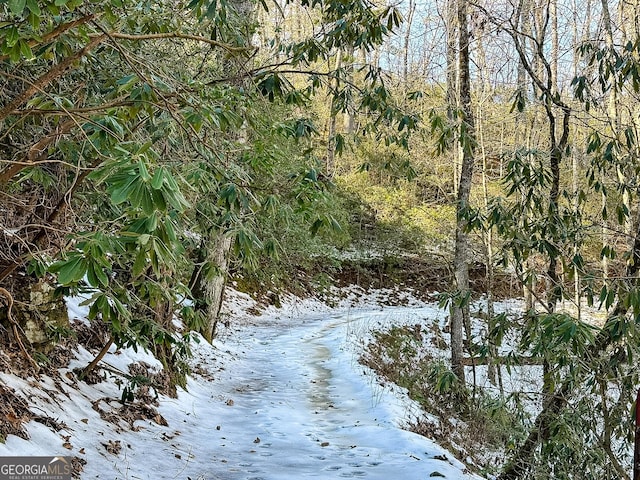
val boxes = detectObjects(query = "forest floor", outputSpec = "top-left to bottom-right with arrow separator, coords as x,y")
0,286 -> 486,479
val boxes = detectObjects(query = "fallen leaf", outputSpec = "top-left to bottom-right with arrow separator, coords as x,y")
63,442 -> 72,450
226,399 -> 234,406
253,437 -> 260,444
320,442 -> 329,447
153,414 -> 168,426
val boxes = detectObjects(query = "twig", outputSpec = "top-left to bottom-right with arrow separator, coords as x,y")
108,32 -> 255,54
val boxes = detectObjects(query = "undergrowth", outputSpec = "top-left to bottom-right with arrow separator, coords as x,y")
361,323 -> 527,475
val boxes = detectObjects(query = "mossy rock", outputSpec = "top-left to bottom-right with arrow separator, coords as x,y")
0,276 -> 69,351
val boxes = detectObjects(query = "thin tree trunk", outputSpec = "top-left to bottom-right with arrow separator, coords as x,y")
478,96 -> 499,387
517,0 -> 535,312
550,0 -> 558,92
402,0 -> 416,87
601,0 -> 632,242
326,50 -> 342,177
573,151 -> 581,320
451,0 -> 475,384
343,46 -> 356,134
446,0 -> 459,196
601,0 -> 625,280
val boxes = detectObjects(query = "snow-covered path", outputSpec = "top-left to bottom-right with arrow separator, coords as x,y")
0,301 -> 480,480
173,309 -> 477,480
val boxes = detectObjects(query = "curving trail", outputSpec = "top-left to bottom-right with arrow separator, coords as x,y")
0,302 -> 479,480
185,309 -> 478,480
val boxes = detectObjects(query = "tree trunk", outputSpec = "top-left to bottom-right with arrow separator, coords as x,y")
402,0 -> 416,87
326,49 -> 343,177
450,0 -> 475,384
550,0 -> 558,92
197,0 -> 255,342
601,0 -> 633,243
202,234 -> 232,342
343,46 -> 356,134
478,96 -> 500,388
446,0 -> 459,196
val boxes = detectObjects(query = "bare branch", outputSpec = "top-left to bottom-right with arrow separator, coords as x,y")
109,31 -> 256,54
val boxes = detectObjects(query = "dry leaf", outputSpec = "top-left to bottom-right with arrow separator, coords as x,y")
225,399 -> 234,406
153,414 -> 168,426
63,442 -> 72,450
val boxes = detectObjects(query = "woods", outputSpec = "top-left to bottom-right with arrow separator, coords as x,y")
3,0 -> 640,477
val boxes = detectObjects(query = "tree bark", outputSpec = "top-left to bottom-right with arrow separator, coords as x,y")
446,0 -> 459,196
326,50 -> 342,177
197,0 -> 255,341
402,0 -> 416,87
0,34 -> 106,123
450,0 -> 475,383
202,234 -> 232,342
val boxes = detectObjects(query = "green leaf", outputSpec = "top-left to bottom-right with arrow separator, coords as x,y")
19,39 -> 33,60
150,168 -> 164,189
25,0 -> 40,15
6,26 -> 19,47
86,263 -> 99,287
137,160 -> 151,182
8,0 -> 26,15
94,264 -> 109,287
56,256 -> 87,284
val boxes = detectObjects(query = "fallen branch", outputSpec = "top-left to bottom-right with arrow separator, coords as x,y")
78,336 -> 114,381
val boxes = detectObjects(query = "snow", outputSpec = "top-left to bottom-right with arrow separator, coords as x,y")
0,288 -> 483,479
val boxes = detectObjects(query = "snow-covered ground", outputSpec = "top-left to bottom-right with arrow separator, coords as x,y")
0,288 -> 483,479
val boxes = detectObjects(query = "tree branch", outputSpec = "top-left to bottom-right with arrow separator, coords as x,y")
109,32 -> 256,54
0,34 -> 107,124
0,14 -> 96,62
0,120 -> 76,184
